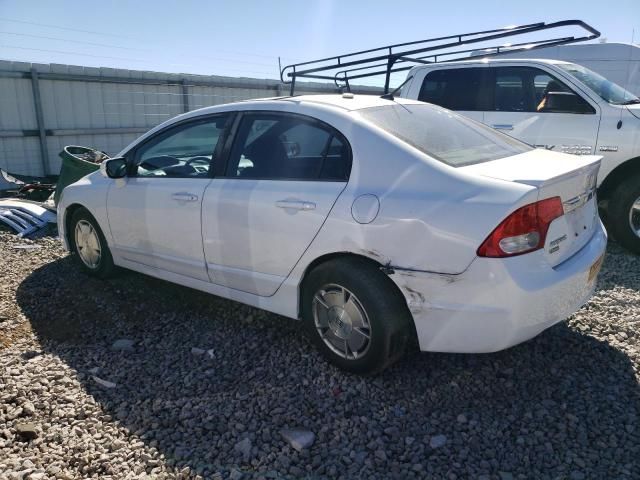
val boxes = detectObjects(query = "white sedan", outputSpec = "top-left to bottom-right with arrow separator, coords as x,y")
58,94 -> 607,373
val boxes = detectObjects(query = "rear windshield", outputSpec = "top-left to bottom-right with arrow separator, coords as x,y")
359,103 -> 531,167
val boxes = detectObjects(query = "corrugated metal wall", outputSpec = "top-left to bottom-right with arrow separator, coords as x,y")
0,61 -> 379,176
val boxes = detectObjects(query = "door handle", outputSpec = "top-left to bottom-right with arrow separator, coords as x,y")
275,199 -> 316,211
492,124 -> 513,130
171,192 -> 199,202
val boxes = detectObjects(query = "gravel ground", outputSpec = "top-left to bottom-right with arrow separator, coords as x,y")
1,230 -> 639,479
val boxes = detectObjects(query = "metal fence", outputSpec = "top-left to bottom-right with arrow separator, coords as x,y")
0,60 -> 380,177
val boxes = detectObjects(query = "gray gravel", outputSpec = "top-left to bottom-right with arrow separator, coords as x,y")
1,230 -> 639,479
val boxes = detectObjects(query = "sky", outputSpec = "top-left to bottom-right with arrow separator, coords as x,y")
1,0 -> 639,88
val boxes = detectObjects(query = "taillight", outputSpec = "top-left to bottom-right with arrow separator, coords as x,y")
477,197 -> 564,258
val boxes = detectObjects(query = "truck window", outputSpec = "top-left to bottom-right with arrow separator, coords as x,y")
418,68 -> 488,111
556,63 -> 640,105
491,66 -> 594,114
494,69 -> 528,111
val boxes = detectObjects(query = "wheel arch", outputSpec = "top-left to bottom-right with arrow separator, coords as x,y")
64,203 -> 100,251
297,251 -> 407,317
598,156 -> 640,200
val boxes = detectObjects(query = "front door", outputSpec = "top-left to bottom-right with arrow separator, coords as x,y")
483,66 -> 601,155
107,114 -> 230,281
201,112 -> 351,296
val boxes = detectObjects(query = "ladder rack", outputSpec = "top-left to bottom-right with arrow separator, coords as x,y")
279,20 -> 600,94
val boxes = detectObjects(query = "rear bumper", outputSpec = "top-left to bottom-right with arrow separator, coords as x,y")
391,220 -> 607,353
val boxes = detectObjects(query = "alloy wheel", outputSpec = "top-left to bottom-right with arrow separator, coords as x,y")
312,283 -> 372,360
74,219 -> 102,269
629,196 -> 640,238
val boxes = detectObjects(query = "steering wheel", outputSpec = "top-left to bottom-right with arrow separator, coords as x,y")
185,156 -> 211,167
139,155 -> 180,171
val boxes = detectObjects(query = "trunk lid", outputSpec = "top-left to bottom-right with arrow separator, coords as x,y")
461,149 -> 601,266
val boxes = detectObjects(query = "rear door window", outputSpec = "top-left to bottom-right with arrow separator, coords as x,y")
227,113 -> 351,181
494,68 -> 531,112
418,68 -> 489,111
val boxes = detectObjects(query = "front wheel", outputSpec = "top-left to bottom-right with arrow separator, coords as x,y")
607,175 -> 640,255
70,208 -> 116,278
302,257 -> 415,374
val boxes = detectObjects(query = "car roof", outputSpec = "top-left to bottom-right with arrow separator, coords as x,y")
179,94 -> 423,119
279,94 -> 423,111
120,94 -> 426,154
409,58 -> 573,70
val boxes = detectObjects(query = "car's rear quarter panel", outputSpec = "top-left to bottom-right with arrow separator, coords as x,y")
296,110 -> 539,275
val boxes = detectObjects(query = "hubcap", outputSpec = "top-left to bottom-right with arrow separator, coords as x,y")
629,196 -> 640,238
312,284 -> 371,360
74,219 -> 102,269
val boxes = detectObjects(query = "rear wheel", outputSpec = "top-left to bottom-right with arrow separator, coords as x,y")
70,208 -> 115,278
302,257 -> 415,374
607,175 -> 640,255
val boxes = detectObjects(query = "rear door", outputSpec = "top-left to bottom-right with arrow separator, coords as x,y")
201,111 -> 351,296
413,66 -> 490,123
483,66 -> 601,155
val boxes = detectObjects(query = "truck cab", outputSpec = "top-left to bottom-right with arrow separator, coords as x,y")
400,58 -> 640,253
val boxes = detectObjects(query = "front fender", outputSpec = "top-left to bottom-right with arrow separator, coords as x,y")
56,172 -> 112,250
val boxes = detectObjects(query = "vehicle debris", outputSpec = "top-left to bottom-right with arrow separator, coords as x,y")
111,339 -> 135,352
1,168 -> 56,202
280,429 -> 316,451
0,145 -> 108,238
11,244 -> 43,250
92,376 -> 117,389
0,168 -> 25,193
0,199 -> 56,237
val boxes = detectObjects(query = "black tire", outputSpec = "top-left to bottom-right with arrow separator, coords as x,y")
607,175 -> 640,255
302,257 -> 415,374
69,208 -> 116,278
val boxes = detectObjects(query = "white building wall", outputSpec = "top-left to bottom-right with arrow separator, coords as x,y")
0,61 -> 379,176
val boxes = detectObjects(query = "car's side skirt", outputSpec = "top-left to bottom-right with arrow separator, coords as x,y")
115,256 -> 299,320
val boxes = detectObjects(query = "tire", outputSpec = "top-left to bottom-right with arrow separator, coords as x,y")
302,257 -> 415,374
69,208 -> 116,278
607,175 -> 640,255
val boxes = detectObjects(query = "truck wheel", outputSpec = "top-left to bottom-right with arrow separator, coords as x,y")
70,208 -> 116,278
301,257 -> 415,374
608,175 -> 640,255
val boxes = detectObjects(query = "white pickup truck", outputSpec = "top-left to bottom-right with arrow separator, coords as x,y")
400,58 -> 640,253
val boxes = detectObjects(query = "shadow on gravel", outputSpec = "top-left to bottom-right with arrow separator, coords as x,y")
16,251 -> 640,479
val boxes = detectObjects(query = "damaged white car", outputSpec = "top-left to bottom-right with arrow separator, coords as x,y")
58,94 -> 607,373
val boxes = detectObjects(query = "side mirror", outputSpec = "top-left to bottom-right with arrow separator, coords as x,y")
100,157 -> 127,179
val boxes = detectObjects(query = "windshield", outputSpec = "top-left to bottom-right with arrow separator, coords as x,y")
359,104 -> 531,167
557,63 -> 640,105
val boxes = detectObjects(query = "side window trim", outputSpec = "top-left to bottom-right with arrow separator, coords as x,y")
210,111 -> 239,178
317,133 -> 335,179
222,110 -> 352,182
126,113 -> 234,178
